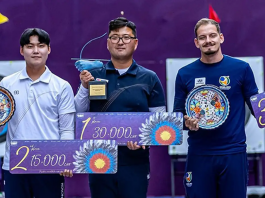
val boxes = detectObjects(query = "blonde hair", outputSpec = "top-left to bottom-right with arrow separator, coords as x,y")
194,18 -> 221,37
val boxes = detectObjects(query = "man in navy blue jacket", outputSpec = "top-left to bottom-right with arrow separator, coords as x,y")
173,18 -> 258,198
75,17 -> 166,198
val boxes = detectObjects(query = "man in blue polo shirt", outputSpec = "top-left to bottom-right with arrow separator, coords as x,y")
173,18 -> 258,198
75,17 -> 166,198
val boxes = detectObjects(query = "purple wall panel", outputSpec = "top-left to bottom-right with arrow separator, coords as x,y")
1,0 -> 265,196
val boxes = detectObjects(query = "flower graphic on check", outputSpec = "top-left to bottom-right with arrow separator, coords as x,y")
139,112 -> 183,145
73,140 -> 117,173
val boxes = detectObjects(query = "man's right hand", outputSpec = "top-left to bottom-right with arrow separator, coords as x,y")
184,115 -> 199,131
80,70 -> 94,89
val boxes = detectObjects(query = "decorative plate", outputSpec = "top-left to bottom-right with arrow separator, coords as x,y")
185,85 -> 229,129
0,86 -> 15,126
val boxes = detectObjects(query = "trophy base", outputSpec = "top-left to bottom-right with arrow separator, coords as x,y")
89,81 -> 107,100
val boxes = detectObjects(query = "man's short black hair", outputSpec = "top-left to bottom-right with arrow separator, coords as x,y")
20,28 -> 50,47
108,17 -> 137,37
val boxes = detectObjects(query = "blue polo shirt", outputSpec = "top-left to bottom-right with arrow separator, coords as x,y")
89,60 -> 165,165
173,55 -> 258,155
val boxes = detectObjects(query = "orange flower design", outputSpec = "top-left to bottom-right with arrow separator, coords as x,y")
215,102 -> 221,109
194,106 -> 201,114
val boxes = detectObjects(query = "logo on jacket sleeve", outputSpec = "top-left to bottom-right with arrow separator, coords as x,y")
185,172 -> 192,187
186,172 -> 192,182
219,76 -> 231,90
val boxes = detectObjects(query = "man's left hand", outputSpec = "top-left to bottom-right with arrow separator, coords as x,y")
127,141 -> 146,150
60,169 -> 73,177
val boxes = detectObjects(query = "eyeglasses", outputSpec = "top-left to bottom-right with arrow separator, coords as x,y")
108,35 -> 137,44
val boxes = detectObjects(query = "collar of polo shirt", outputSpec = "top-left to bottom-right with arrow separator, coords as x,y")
106,59 -> 138,75
19,66 -> 52,83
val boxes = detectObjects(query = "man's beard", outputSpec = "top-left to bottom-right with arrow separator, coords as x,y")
202,41 -> 220,56
203,47 -> 219,56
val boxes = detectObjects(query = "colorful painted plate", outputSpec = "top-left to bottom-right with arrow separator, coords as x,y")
0,86 -> 15,126
185,85 -> 229,129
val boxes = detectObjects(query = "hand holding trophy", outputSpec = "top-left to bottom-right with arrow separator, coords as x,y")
75,60 -> 107,100
73,32 -> 109,100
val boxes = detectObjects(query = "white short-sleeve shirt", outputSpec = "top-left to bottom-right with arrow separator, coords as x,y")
0,66 -> 76,170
